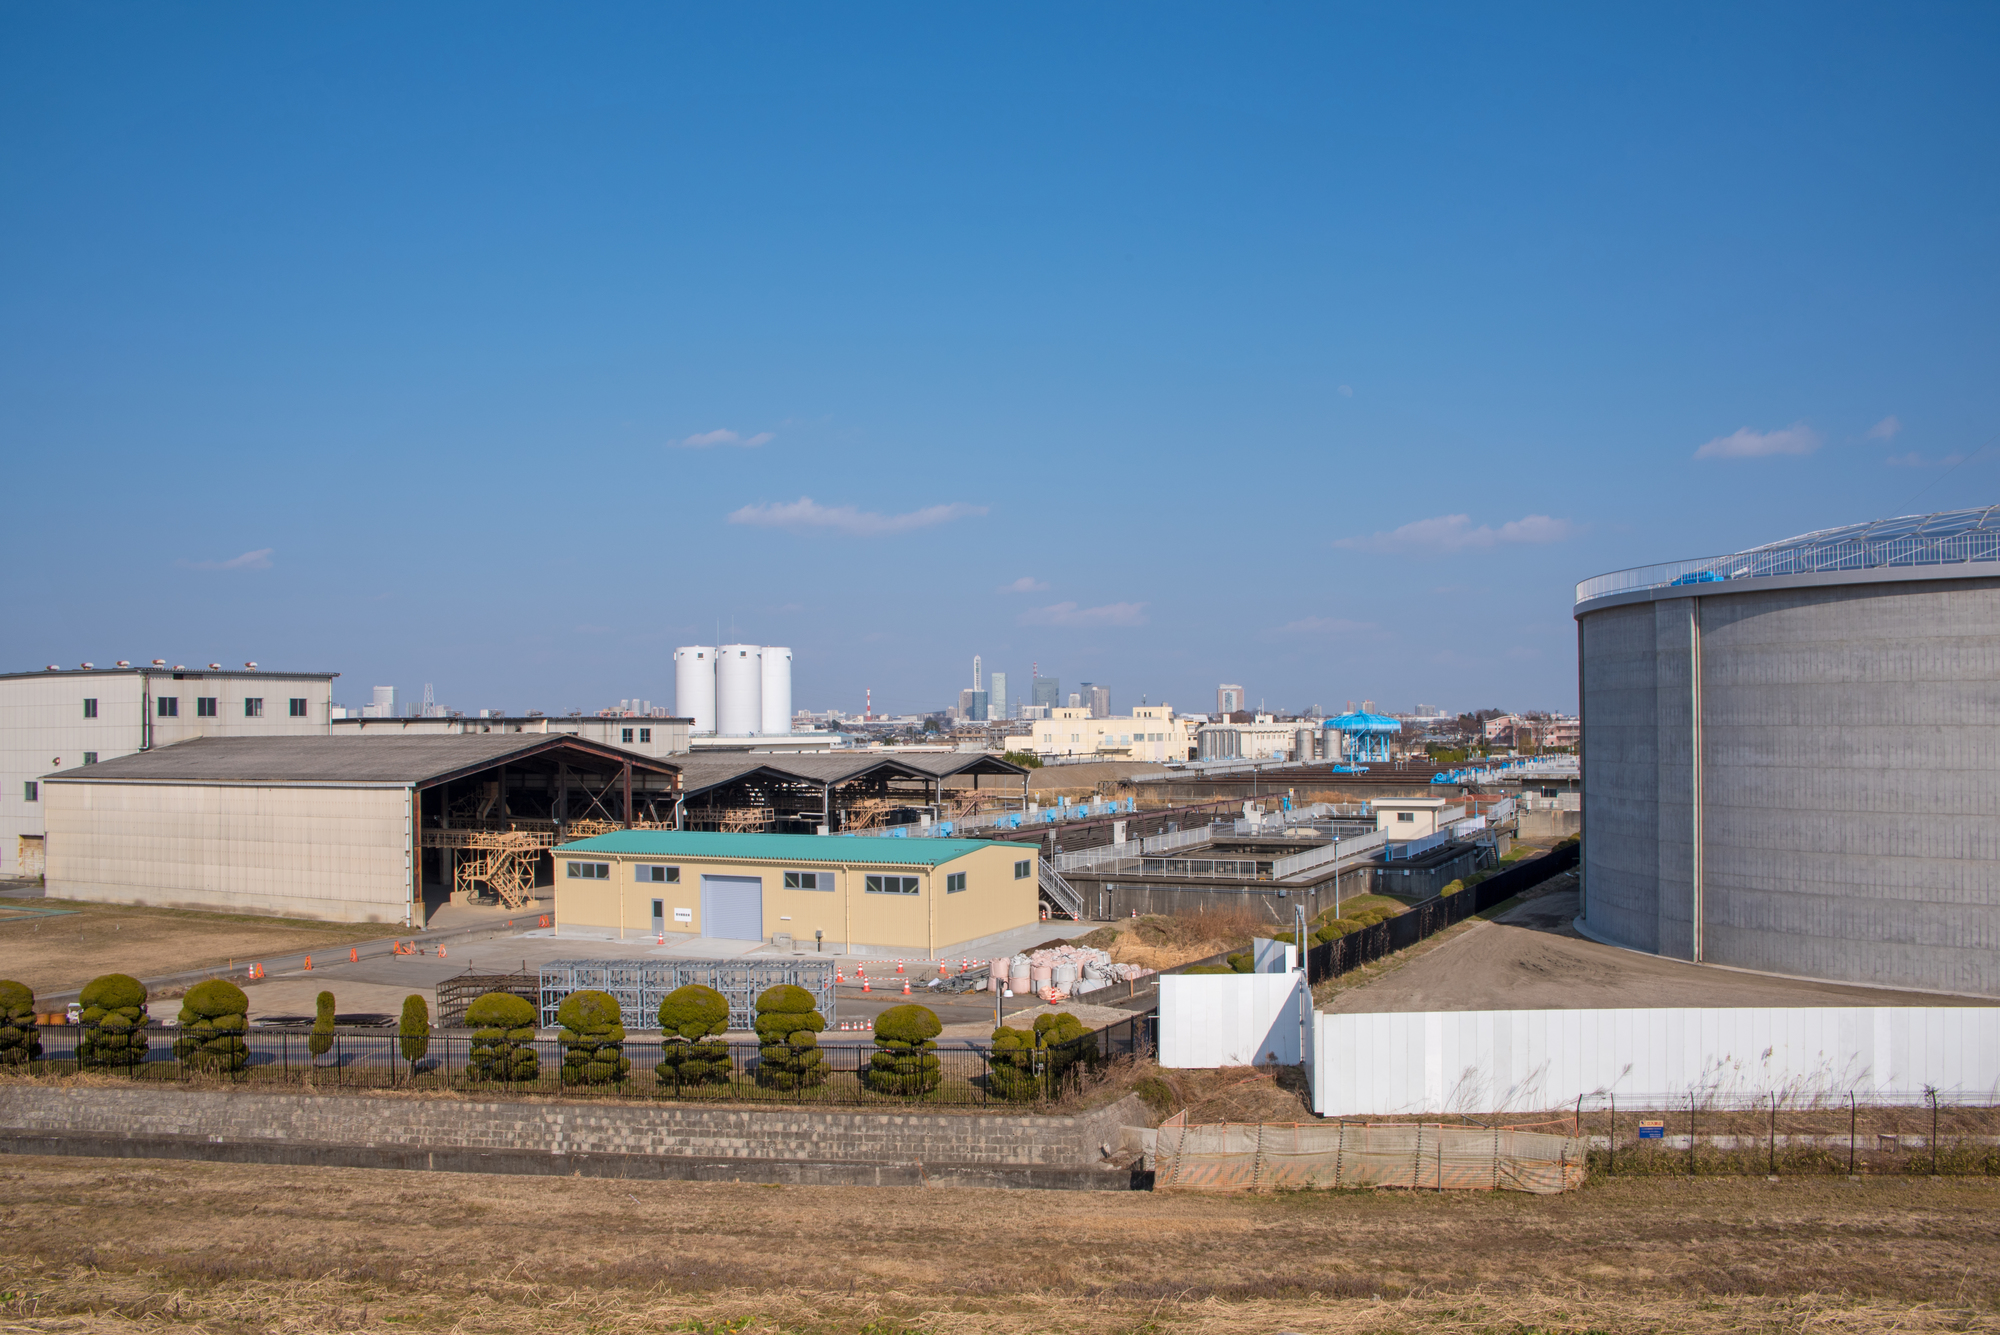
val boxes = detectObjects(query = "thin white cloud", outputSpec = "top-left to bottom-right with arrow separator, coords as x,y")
727,496 -> 987,537
1272,615 -> 1375,637
1333,514 -> 1576,555
1694,421 -> 1821,460
180,548 -> 274,571
999,576 -> 1049,594
1886,451 -> 1965,468
674,428 -> 775,449
1017,601 -> 1147,628
1867,415 -> 1902,441
1336,384 -> 1354,398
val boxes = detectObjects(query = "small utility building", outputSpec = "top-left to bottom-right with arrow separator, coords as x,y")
553,830 -> 1038,957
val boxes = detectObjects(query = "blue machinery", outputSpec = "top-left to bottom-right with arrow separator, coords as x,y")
1324,711 -> 1401,766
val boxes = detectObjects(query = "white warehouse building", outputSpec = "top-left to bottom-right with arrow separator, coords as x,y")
0,663 -> 336,878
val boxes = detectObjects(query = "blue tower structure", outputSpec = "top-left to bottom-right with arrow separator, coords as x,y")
1324,710 -> 1401,764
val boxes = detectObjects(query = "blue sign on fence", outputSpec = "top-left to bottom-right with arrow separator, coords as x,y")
1638,1120 -> 1665,1140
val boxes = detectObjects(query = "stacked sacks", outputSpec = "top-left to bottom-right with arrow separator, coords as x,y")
655,984 -> 731,1088
1012,944 -> 1152,1000
752,984 -> 827,1091
865,1003 -> 942,1096
466,992 -> 539,1083
0,981 -> 41,1066
77,974 -> 148,1072
558,989 -> 629,1085
174,979 -> 250,1074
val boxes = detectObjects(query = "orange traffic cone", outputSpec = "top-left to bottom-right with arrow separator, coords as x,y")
350,947 -> 359,963
896,959 -> 905,973
438,945 -> 446,959
938,960 -> 948,976
304,955 -> 312,971
902,978 -> 911,995
835,967 -> 844,983
861,976 -> 871,992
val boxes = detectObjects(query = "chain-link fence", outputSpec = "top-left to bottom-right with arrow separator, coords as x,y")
1153,1113 -> 1587,1193
1579,1090 -> 2000,1177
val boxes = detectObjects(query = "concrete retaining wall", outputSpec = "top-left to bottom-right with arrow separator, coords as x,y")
0,1084 -> 1148,1189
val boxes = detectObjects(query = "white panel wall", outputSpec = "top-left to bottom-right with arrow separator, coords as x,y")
45,780 -> 412,923
1312,1007 -> 2000,1115
1159,972 -> 1309,1068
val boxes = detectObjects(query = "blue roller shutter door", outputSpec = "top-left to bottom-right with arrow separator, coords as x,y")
700,874 -> 764,941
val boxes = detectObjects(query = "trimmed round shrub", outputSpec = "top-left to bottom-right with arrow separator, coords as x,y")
753,984 -> 826,1091
866,1003 -> 941,1096
655,984 -> 731,1088
399,994 -> 431,1066
77,973 -> 148,1072
1034,1011 -> 1093,1085
557,989 -> 629,1085
175,979 -> 249,1074
308,991 -> 336,1061
987,1024 -> 1039,1101
0,980 -> 42,1066
466,992 -> 539,1083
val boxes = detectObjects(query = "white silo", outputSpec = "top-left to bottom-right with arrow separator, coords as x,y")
673,646 -> 717,734
760,647 -> 793,735
715,644 -> 763,735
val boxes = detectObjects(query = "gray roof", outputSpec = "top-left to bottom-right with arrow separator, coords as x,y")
1,666 -> 337,683
42,735 -> 677,787
669,751 -> 1026,800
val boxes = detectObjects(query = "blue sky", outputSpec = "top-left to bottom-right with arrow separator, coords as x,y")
4,5 -> 1997,718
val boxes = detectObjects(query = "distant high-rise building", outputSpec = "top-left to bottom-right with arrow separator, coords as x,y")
972,655 -> 982,692
1081,683 -> 1110,717
989,672 -> 1008,720
1067,692 -> 1082,708
1217,684 -> 1245,715
957,688 -> 989,721
1033,677 -> 1060,710
362,685 -> 398,719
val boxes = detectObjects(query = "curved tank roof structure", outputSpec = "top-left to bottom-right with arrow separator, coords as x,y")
1326,711 -> 1402,734
1577,504 -> 2000,607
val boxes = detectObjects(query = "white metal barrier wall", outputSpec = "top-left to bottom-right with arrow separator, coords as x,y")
1311,1007 -> 2000,1116
1159,971 -> 1307,1068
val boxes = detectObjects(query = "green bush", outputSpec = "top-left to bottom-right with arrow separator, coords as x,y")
467,992 -> 539,1083
558,989 -> 629,1085
1313,917 -> 1363,944
174,979 -> 249,1074
753,984 -> 827,1091
0,980 -> 41,1066
655,984 -> 731,1087
309,991 -> 336,1060
866,1003 -> 941,1096
77,973 -> 148,1072
1226,951 -> 1253,973
987,1013 -> 1093,1101
399,994 -> 431,1066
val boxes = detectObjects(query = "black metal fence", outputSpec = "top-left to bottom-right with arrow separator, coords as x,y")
1576,1089 -> 2000,1177
14,1011 -> 1157,1109
1303,841 -> 1580,986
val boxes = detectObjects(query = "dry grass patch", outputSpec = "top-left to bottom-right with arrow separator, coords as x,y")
1,1158 -> 1996,1333
0,899 -> 394,996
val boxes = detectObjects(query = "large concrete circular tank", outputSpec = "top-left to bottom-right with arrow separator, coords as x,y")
673,646 -> 716,734
1575,506 -> 2000,997
714,644 -> 763,736
760,647 -> 792,736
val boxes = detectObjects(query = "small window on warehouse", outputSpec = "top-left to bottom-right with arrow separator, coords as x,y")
622,728 -> 634,743
158,697 -> 178,717
83,752 -> 98,765
635,865 -> 678,883
289,698 -> 308,717
83,698 -> 98,718
639,728 -> 651,742
244,698 -> 264,718
864,874 -> 919,895
1014,859 -> 1031,879
22,782 -> 37,802
197,697 -> 218,717
1397,811 -> 1415,823
946,872 -> 967,893
784,871 -> 827,891
566,862 -> 611,880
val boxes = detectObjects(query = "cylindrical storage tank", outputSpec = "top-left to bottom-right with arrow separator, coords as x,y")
673,646 -> 717,734
1576,506 -> 2000,998
759,647 -> 792,736
714,644 -> 762,735
1321,724 -> 1344,763
1295,727 -> 1317,761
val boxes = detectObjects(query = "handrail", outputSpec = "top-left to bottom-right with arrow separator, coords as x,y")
1271,829 -> 1387,880
1576,529 -> 2000,606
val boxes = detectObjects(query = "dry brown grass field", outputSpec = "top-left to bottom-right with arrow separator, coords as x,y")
2,1156 -> 1996,1335
0,899 -> 389,996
